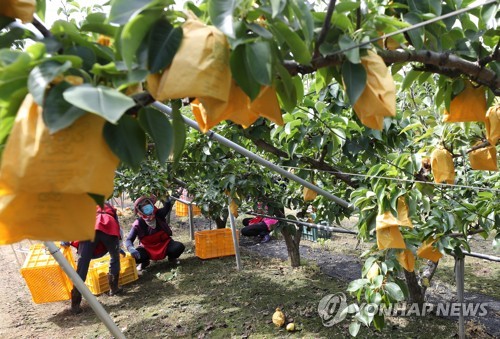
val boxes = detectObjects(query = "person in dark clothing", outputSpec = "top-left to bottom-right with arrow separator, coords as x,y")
241,203 -> 278,243
125,195 -> 185,271
62,203 -> 123,314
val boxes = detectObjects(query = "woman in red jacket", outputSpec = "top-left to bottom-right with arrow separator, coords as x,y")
125,195 -> 185,271
64,203 -> 123,314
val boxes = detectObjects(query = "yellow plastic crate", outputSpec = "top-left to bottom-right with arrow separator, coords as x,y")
192,204 -> 202,216
195,228 -> 239,259
175,203 -> 202,217
85,253 -> 138,295
175,202 -> 188,217
20,243 -> 76,304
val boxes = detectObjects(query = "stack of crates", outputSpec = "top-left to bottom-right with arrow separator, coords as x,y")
85,253 -> 138,295
195,228 -> 239,259
20,243 -> 76,304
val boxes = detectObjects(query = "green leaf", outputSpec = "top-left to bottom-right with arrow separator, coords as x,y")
121,9 -> 163,69
87,193 -> 105,206
271,21 -> 312,64
28,60 -> 72,105
103,115 -> 146,170
66,46 -> 96,72
109,0 -> 155,25
244,22 -> 273,39
384,282 -> 404,301
208,0 -> 236,38
339,35 -> 360,64
63,84 -> 135,123
138,107 -> 174,163
403,13 -> 424,49
245,41 -> 272,86
373,313 -> 385,331
43,81 -> 86,133
171,101 -> 186,167
80,22 -> 118,37
349,321 -> 361,337
347,278 -> 369,292
290,0 -> 314,45
275,63 -> 297,112
342,61 -> 366,105
148,19 -> 183,73
401,69 -> 420,91
230,44 -> 260,101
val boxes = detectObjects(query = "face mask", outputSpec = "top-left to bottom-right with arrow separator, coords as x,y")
141,204 -> 154,215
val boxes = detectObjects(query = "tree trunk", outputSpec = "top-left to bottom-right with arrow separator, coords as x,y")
281,226 -> 303,267
214,215 -> 227,229
404,270 -> 425,307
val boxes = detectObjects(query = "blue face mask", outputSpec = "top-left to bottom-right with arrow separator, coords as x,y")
141,204 -> 154,216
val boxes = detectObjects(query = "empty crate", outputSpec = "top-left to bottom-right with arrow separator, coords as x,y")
20,243 -> 76,304
85,253 -> 138,295
195,228 -> 239,259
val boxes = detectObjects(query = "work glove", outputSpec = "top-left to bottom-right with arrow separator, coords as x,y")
60,241 -> 70,247
119,248 -> 126,257
128,247 -> 140,260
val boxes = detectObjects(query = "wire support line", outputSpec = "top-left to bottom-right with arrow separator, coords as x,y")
331,0 -> 498,56
278,165 -> 500,194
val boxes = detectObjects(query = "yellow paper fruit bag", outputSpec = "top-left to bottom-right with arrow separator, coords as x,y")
443,82 -> 486,122
469,143 -> 498,171
352,50 -> 396,130
396,196 -> 413,228
485,104 -> 500,146
0,95 -> 118,195
416,239 -> 442,263
0,0 -> 36,23
430,147 -> 455,184
229,200 -> 239,218
0,192 -> 96,244
376,226 -> 406,250
150,15 -> 232,106
0,95 -> 119,244
303,186 -> 317,202
396,249 -> 415,272
191,84 -> 283,133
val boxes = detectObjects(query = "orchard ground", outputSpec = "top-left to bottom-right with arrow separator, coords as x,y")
0,204 -> 498,338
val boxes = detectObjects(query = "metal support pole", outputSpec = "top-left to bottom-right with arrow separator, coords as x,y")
151,101 -> 353,209
188,203 -> 194,241
455,257 -> 465,339
228,199 -> 242,270
44,242 -> 125,339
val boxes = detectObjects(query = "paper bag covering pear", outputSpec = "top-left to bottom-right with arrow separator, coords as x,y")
229,200 -> 239,218
469,142 -> 498,171
0,95 -> 119,244
303,186 -> 317,202
485,104 -> 500,146
352,50 -> 396,130
191,84 -> 283,133
443,82 -> 486,123
416,238 -> 442,263
0,0 -> 36,23
375,198 -> 412,250
396,249 -> 415,272
430,147 -> 455,184
147,14 -> 232,106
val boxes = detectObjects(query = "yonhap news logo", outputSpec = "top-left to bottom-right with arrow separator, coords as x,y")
318,292 -> 491,327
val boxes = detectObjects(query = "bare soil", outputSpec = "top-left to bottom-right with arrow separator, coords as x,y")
0,207 -> 498,338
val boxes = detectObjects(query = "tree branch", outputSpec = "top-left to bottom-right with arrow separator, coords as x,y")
478,41 -> 500,67
314,0 -> 336,58
247,136 -> 358,188
284,49 -> 500,95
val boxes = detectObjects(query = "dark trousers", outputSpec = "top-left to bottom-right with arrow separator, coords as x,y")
135,240 -> 185,265
241,218 -> 269,237
75,231 -> 121,281
72,231 -> 121,297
